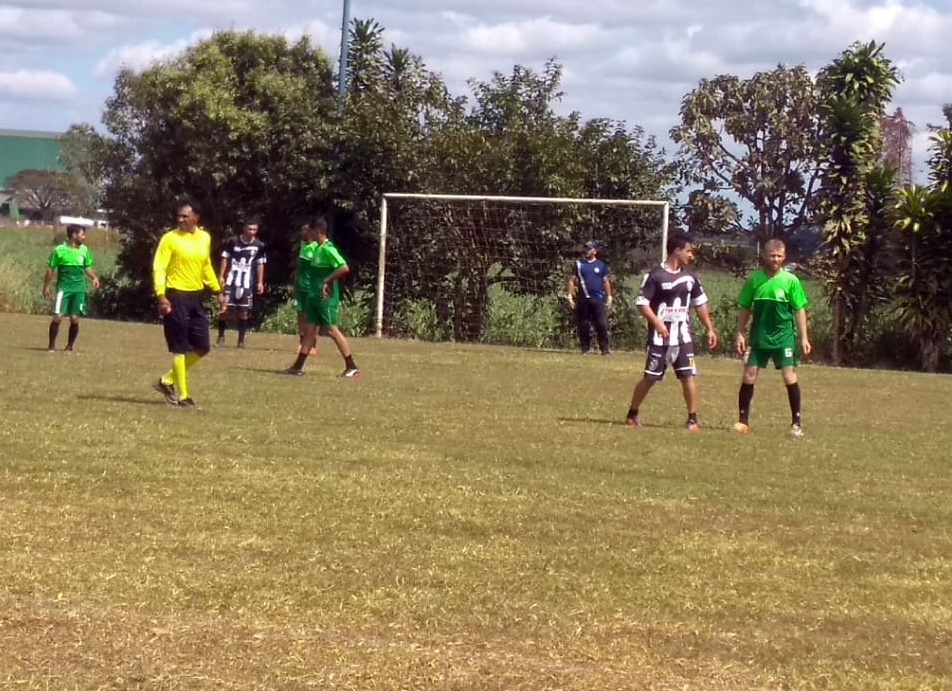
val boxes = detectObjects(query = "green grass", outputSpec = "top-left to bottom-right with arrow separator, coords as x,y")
1,312 -> 951,689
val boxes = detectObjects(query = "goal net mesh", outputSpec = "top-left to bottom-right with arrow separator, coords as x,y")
376,195 -> 667,343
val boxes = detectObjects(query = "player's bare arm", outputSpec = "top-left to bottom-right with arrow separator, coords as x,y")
735,307 -> 752,355
257,262 -> 265,295
696,303 -> 718,350
42,267 -> 55,299
86,267 -> 101,291
321,265 -> 350,299
795,309 -> 811,356
218,257 -> 229,289
637,304 -> 668,339
604,277 -> 613,310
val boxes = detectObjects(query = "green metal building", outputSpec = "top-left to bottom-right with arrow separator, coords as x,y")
0,128 -> 64,185
0,128 -> 64,219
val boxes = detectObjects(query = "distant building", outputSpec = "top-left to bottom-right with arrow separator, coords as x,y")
0,128 -> 65,221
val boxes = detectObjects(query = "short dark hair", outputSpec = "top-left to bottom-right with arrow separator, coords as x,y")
311,216 -> 328,234
177,199 -> 201,217
66,224 -> 84,239
666,232 -> 693,255
243,215 -> 261,228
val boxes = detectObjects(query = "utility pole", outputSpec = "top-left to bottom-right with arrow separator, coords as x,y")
337,0 -> 352,108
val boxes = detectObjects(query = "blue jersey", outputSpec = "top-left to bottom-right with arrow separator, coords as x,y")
574,259 -> 610,302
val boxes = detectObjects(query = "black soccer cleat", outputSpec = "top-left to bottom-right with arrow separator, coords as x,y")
153,379 -> 178,405
177,397 -> 198,408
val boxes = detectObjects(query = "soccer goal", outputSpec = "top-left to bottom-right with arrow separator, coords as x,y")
374,193 -> 670,340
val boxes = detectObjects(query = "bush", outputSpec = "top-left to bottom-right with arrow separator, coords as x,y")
258,288 -> 375,337
91,275 -> 156,322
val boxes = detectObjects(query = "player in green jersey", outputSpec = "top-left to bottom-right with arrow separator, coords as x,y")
293,223 -> 320,356
283,216 -> 360,378
733,239 -> 811,438
43,224 -> 101,352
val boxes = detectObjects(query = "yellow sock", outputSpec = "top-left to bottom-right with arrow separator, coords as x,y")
171,354 -> 189,400
184,352 -> 203,370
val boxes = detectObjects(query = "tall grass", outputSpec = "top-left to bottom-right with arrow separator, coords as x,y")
0,226 -> 120,315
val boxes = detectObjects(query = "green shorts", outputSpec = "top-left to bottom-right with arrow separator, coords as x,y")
304,294 -> 340,328
54,290 -> 88,317
293,288 -> 308,313
746,345 -> 798,369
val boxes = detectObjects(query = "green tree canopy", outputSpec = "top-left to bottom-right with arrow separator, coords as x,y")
671,65 -> 822,241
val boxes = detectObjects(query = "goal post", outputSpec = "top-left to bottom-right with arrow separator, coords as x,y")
374,193 -> 670,339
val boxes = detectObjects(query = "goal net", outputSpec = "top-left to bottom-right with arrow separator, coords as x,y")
374,193 -> 670,342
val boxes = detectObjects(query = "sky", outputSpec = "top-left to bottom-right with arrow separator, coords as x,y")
1,0 -> 951,182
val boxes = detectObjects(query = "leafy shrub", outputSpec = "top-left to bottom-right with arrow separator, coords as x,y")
259,288 -> 376,337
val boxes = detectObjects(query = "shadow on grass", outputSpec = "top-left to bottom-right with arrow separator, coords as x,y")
77,393 -> 169,407
559,416 -> 639,427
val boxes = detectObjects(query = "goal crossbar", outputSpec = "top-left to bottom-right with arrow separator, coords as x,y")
375,193 -> 670,338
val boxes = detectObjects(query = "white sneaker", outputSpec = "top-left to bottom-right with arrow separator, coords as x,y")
790,424 -> 804,439
341,367 -> 361,379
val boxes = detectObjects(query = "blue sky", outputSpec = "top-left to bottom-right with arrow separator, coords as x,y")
1,0 -> 951,180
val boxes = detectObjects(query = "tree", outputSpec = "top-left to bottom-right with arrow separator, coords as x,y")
96,30 -> 339,296
4,169 -> 87,222
59,123 -> 107,215
671,65 -> 822,241
881,108 -> 914,185
814,40 -> 901,365
892,129 -> 952,371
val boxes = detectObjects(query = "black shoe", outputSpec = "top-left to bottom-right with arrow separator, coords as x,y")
64,345 -> 74,353
282,367 -> 305,376
153,379 -> 178,405
177,397 -> 198,408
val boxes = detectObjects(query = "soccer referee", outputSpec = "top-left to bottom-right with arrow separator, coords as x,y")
152,201 -> 227,408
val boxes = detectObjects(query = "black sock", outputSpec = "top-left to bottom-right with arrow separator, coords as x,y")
48,321 -> 59,349
344,355 -> 357,370
739,383 -> 755,424
66,322 -> 79,348
237,321 -> 248,343
627,407 -> 638,420
218,318 -> 227,338
292,352 -> 308,370
786,382 -> 802,425
687,412 -> 698,425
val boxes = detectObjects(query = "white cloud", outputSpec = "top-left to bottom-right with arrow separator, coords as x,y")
455,16 -> 607,56
95,31 -> 212,77
0,69 -> 78,100
0,6 -> 119,41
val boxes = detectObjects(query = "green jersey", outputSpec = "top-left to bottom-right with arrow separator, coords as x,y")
310,240 -> 347,301
738,268 -> 808,349
296,241 -> 319,293
48,243 -> 94,293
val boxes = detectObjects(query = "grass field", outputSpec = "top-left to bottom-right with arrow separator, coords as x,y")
1,312 -> 951,689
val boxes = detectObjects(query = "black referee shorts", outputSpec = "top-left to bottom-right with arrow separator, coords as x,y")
163,289 -> 211,354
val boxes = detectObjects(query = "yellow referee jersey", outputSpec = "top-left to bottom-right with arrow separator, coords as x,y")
153,228 -> 222,297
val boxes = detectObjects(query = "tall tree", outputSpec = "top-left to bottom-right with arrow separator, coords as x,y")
892,129 -> 952,371
59,123 -> 107,215
671,65 -> 822,241
4,169 -> 86,222
815,40 -> 901,365
97,30 -> 339,293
